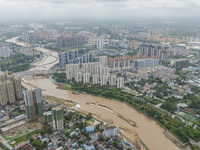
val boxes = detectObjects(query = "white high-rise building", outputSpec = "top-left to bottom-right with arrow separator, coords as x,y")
82,63 -> 89,74
66,64 -> 73,80
100,75 -> 108,86
109,75 -> 117,87
66,64 -> 79,80
75,72 -> 82,83
83,73 -> 90,84
0,46 -> 10,58
127,60 -> 131,69
103,67 -> 109,76
103,126 -> 117,138
97,39 -> 104,49
97,65 -> 103,77
73,64 -> 79,78
117,77 -> 124,89
117,60 -> 121,69
93,74 -> 99,85
99,56 -> 108,67
91,62 -> 98,75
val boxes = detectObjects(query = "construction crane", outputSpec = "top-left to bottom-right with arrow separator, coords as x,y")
6,70 -> 8,77
34,69 -> 36,78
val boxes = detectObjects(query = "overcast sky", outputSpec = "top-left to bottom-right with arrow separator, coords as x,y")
0,0 -> 200,22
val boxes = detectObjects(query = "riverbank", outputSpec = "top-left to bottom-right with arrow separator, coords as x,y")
55,80 -> 185,148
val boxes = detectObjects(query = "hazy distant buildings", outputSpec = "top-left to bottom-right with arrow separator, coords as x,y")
23,88 -> 43,120
0,43 -> 10,58
134,58 -> 161,69
57,35 -> 86,48
59,49 -> 93,69
171,59 -> 189,69
139,44 -> 168,60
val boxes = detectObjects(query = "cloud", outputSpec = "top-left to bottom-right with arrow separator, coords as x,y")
0,0 -> 200,22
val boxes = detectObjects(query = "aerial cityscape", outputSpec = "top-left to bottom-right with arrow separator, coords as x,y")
0,0 -> 200,150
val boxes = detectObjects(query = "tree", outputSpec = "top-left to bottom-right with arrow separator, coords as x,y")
161,101 -> 177,113
46,127 -> 53,134
29,138 -> 33,142
112,142 -> 118,148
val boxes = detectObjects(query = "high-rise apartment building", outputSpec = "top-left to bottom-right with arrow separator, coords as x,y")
139,44 -> 168,60
0,82 -> 8,106
52,105 -> 64,130
59,52 -> 67,69
23,88 -> 44,120
109,75 -> 117,87
93,74 -> 99,85
100,75 -> 108,86
83,73 -> 90,84
43,111 -> 53,124
0,45 -> 11,58
59,49 -> 92,69
75,72 -> 82,83
6,80 -> 15,104
117,77 -> 124,89
0,73 -> 22,106
14,77 -> 23,100
99,56 -> 108,67
57,35 -> 86,48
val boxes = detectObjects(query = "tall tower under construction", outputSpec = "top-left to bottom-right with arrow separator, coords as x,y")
52,105 -> 64,130
23,90 -> 34,120
6,80 -> 15,104
0,82 -> 8,106
23,88 -> 44,120
14,77 -> 23,100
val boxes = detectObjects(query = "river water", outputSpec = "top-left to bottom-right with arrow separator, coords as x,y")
7,37 -> 180,150
6,37 -> 58,71
23,77 -> 179,150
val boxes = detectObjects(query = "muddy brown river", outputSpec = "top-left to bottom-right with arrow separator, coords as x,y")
23,77 -> 179,150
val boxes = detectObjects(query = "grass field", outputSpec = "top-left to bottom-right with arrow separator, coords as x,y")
8,129 -> 41,147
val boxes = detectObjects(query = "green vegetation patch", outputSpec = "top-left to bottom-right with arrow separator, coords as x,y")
8,129 -> 41,147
